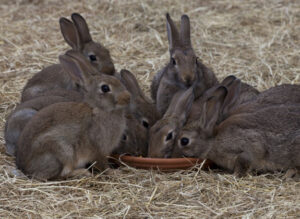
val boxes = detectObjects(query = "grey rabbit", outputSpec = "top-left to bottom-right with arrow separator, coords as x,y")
173,84 -> 300,177
114,69 -> 160,156
16,51 -> 130,180
5,89 -> 83,156
21,13 -> 115,102
151,13 -> 218,116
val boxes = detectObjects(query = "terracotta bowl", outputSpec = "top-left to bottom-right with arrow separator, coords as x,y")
110,154 -> 213,170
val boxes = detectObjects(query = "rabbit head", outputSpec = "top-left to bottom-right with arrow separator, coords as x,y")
114,113 -> 149,156
120,69 -> 160,128
172,83 -> 240,158
60,13 -> 115,75
166,13 -> 198,87
59,51 -> 130,111
148,87 -> 194,158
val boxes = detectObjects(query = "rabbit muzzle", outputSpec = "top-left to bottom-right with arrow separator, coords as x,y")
116,90 -> 131,107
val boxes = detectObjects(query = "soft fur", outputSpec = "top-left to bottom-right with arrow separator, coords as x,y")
21,13 -> 115,102
16,51 -> 130,180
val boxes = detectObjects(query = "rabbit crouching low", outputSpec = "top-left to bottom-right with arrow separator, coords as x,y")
16,51 -> 130,180
173,84 -> 300,176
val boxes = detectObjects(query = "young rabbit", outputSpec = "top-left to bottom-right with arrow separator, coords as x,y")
148,87 -> 194,158
151,13 -> 218,115
21,13 -> 115,102
148,76 -> 241,158
173,85 -> 300,176
113,69 -> 160,156
5,89 -> 83,156
16,51 -> 130,180
113,113 -> 149,156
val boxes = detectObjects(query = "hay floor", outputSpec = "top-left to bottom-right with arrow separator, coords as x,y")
0,0 -> 300,218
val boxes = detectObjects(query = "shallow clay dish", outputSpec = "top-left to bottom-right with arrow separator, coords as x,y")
110,154 -> 212,170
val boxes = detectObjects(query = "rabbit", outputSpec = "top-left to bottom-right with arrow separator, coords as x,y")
151,13 -> 218,116
113,113 -> 149,157
148,87 -> 194,158
4,89 -> 83,156
21,13 -> 115,102
113,69 -> 160,156
172,84 -> 300,176
147,76 -> 242,158
120,69 -> 160,128
16,51 -> 130,180
231,84 -> 300,115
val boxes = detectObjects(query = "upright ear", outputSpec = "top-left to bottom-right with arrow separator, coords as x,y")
180,14 -> 191,48
221,78 -> 241,117
220,75 -> 236,87
164,87 -> 195,126
166,13 -> 180,50
120,69 -> 146,99
199,86 -> 227,135
59,17 -> 81,50
71,13 -> 92,44
59,52 -> 92,88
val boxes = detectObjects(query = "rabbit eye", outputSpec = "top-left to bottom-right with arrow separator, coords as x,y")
165,132 -> 173,141
89,55 -> 97,61
142,120 -> 149,128
101,84 -> 110,93
180,137 -> 189,146
171,58 -> 176,65
122,134 -> 127,141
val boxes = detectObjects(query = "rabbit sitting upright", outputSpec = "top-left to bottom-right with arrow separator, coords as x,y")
21,13 -> 115,102
173,84 -> 300,176
151,13 -> 218,116
16,51 -> 130,180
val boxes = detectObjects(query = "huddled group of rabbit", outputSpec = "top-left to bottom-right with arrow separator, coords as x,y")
4,12 -> 300,180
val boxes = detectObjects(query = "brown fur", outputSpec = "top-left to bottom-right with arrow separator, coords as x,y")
173,84 -> 300,176
5,89 -> 83,156
151,14 -> 218,116
148,87 -> 194,158
16,51 -> 130,180
21,13 -> 115,102
113,69 -> 160,156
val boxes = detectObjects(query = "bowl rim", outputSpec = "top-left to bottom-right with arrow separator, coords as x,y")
110,154 -> 201,165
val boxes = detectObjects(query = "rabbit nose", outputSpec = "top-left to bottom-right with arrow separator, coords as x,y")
101,64 -> 115,75
116,90 -> 131,106
184,76 -> 193,86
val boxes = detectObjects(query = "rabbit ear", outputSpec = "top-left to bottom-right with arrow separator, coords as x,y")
220,75 -> 237,87
120,69 -> 146,100
180,14 -> 191,48
166,13 -> 180,50
59,52 -> 93,88
164,87 -> 195,126
59,17 -> 81,50
221,78 -> 241,117
71,13 -> 92,44
199,86 -> 227,135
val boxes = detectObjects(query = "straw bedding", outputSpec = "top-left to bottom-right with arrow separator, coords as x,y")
0,0 -> 299,218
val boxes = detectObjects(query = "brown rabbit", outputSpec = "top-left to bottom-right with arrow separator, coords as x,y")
148,76 -> 242,158
151,13 -> 218,116
21,13 -> 115,102
148,87 -> 194,158
173,84 -> 300,176
5,89 -> 83,156
113,70 -> 160,156
16,51 -> 130,180
113,113 -> 149,156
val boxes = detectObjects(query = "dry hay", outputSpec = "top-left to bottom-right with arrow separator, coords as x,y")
0,0 -> 299,218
